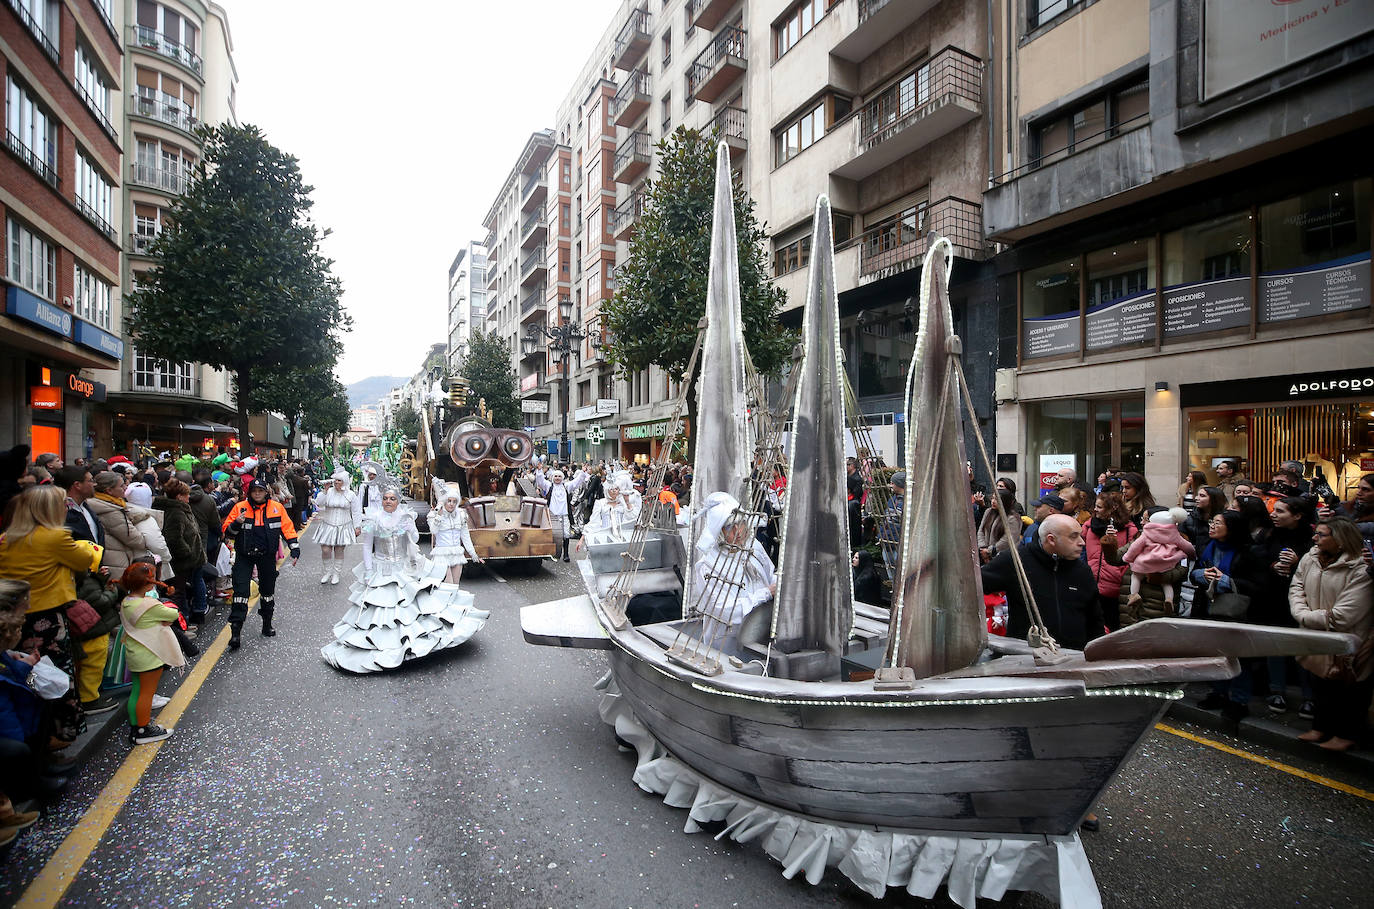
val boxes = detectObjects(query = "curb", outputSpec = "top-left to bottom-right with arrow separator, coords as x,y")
1167,694 -> 1374,778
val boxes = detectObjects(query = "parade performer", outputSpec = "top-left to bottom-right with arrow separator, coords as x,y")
356,461 -> 386,519
221,480 -> 299,649
320,486 -> 488,674
692,492 -> 776,655
312,470 -> 360,585
536,468 -> 584,562
585,482 -> 638,538
428,480 -> 483,584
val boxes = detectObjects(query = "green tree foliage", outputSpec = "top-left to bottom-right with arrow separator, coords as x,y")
391,403 -> 422,441
603,127 -> 793,458
243,363 -> 341,456
459,331 -> 522,429
300,378 -> 352,441
128,124 -> 347,440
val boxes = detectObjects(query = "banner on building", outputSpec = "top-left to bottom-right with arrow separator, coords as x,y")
1162,276 -> 1251,338
1259,253 -> 1371,323
1022,312 -> 1079,359
1085,291 -> 1157,351
1203,0 -> 1374,99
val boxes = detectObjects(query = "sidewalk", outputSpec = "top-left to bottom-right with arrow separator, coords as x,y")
1168,683 -> 1374,777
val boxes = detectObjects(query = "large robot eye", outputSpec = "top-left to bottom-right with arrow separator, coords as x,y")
497,432 -> 533,465
451,430 -> 495,465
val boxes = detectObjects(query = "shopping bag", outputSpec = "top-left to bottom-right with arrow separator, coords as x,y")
215,542 -> 232,577
27,656 -> 72,699
102,627 -> 131,690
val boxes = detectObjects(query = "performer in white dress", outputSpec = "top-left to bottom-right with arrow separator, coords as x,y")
311,469 -> 360,585
585,482 -> 639,538
320,487 -> 489,674
536,468 -> 585,562
428,479 -> 482,584
355,461 -> 386,519
691,492 -> 776,654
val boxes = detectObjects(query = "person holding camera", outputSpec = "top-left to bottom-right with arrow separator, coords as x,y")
221,480 -> 299,650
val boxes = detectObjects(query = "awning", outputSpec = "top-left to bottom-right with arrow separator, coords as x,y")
180,422 -> 238,433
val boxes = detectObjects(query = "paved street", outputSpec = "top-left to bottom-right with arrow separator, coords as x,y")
2,544 -> 1372,908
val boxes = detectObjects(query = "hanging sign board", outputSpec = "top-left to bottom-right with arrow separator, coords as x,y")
1038,454 -> 1075,498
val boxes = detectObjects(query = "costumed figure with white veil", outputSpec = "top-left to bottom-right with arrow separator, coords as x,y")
311,469 -> 360,585
428,479 -> 483,584
320,484 -> 489,674
583,481 -> 639,542
355,461 -> 387,519
691,491 -> 776,656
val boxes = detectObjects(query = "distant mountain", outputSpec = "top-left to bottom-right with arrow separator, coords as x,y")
347,376 -> 406,408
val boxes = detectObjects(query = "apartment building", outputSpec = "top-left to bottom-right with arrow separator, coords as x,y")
446,240 -> 488,374
983,0 -> 1374,502
481,0 -> 999,467
89,0 -> 238,459
1,0 -> 126,460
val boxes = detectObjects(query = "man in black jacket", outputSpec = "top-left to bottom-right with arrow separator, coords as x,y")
980,513 -> 1103,650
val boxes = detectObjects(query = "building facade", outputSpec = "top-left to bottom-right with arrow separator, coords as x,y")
88,0 -> 238,460
2,0 -> 127,461
446,240 -> 487,374
984,0 -> 1374,503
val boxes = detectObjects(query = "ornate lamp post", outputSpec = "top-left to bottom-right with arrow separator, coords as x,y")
524,296 -> 587,462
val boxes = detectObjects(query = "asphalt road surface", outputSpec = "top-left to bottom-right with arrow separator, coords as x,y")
3,544 -> 1372,908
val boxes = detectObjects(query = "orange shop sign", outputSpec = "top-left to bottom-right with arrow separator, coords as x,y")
30,385 -> 63,410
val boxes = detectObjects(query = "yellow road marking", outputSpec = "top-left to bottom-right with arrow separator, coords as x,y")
1156,722 -> 1374,802
17,592 -> 255,909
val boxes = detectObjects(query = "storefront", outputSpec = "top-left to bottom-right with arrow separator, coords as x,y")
620,418 -> 690,464
24,366 -> 107,461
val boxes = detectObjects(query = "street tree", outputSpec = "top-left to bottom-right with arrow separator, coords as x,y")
128,124 -> 347,442
602,127 -> 793,461
301,379 -> 352,445
459,331 -> 522,429
391,403 -> 422,441
243,363 -> 345,457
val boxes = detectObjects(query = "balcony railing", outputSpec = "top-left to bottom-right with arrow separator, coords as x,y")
687,25 -> 747,103
130,161 -> 188,194
75,198 -> 117,242
132,25 -> 204,75
522,174 -> 546,201
91,0 -> 118,41
6,0 -> 59,63
612,6 -> 651,71
710,105 -> 746,152
521,246 -> 546,278
613,130 -> 652,183
4,129 -> 59,189
520,285 -> 546,318
859,46 -> 982,147
75,83 -> 117,140
129,371 -> 201,397
131,94 -> 199,134
129,231 -> 160,255
613,69 -> 652,127
856,196 -> 984,278
610,191 -> 646,241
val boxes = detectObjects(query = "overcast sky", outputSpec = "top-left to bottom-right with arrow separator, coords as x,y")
227,0 -> 621,385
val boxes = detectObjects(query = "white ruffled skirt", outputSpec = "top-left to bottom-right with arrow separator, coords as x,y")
428,545 -> 471,569
311,520 -> 356,547
319,557 -> 489,674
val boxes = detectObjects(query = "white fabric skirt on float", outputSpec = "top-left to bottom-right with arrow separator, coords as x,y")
311,521 -> 357,547
320,559 -> 489,674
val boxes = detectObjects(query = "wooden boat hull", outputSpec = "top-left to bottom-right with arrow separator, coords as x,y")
608,643 -> 1171,837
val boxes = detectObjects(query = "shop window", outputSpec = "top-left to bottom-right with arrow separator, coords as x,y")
842,300 -> 919,398
1027,396 -> 1143,498
1021,256 -> 1080,359
1257,178 -> 1371,323
1085,238 -> 1156,351
1161,211 -> 1253,339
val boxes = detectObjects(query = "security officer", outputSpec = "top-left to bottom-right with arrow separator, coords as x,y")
222,480 -> 299,648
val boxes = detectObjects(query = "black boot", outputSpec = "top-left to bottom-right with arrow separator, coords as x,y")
172,623 -> 199,658
561,539 -> 570,562
228,622 -> 242,649
260,597 -> 276,637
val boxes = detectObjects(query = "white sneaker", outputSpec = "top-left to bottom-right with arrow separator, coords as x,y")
320,569 -> 331,583
330,571 -> 340,585
151,694 -> 170,710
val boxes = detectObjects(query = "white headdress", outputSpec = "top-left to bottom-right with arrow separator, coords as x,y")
693,492 -> 743,557
359,460 -> 386,481
550,469 -> 565,481
235,456 -> 259,475
330,468 -> 351,485
432,477 -> 462,504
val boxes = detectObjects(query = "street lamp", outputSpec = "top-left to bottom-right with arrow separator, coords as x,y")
525,296 -> 587,463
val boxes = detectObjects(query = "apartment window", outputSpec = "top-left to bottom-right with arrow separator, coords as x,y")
75,153 -> 115,230
73,264 -> 113,329
1029,0 -> 1083,29
775,102 -> 825,166
661,31 -> 671,67
75,47 -> 113,125
774,236 -> 811,277
12,0 -> 60,56
661,92 -> 672,134
5,76 -> 58,182
1033,77 -> 1149,168
833,212 -> 854,245
132,349 -> 194,394
562,161 -> 571,184
6,217 -> 56,301
774,0 -> 838,59
561,203 -> 571,232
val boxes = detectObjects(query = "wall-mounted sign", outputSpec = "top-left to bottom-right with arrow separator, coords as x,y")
1259,253 -> 1370,323
72,319 -> 124,360
520,372 -> 541,392
521,398 -> 549,414
1022,312 -> 1079,359
586,424 -> 606,445
29,386 -> 62,410
6,286 -> 72,337
1162,276 -> 1251,338
595,398 -> 620,415
574,404 -> 599,422
1203,0 -> 1374,99
1181,368 -> 1374,407
621,418 -> 691,442
1085,291 -> 1157,351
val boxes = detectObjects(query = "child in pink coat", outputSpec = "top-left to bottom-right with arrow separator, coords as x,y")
1123,507 -> 1196,610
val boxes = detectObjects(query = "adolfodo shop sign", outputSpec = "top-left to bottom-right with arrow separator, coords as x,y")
1181,367 -> 1374,408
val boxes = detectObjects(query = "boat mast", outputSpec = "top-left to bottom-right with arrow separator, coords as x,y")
884,238 -> 988,679
770,196 -> 855,672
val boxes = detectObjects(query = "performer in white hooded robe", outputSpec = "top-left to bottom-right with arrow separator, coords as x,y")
584,481 -> 639,539
691,492 -> 776,655
536,468 -> 585,562
428,479 -> 482,584
311,469 -> 360,584
320,485 -> 489,674
354,461 -> 387,520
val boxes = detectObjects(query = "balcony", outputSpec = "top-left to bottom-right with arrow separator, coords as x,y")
710,105 -> 746,160
131,25 -> 204,77
611,190 -> 646,241
129,231 -> 159,256
687,0 -> 735,32
833,46 -> 983,181
520,245 -> 547,286
613,69 -> 652,127
520,285 -> 546,321
131,94 -> 198,135
687,25 -> 747,104
832,0 -> 941,62
856,197 -> 985,282
613,131 -> 652,184
75,83 -> 117,140
130,161 -> 188,194
4,129 -> 59,190
612,7 -> 651,71
75,198 -> 117,242
520,208 -> 546,249
521,173 -> 547,213
128,370 -> 201,398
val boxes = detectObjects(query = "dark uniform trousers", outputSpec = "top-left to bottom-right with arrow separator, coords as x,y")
230,550 -> 280,625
